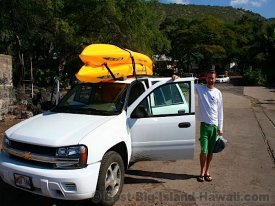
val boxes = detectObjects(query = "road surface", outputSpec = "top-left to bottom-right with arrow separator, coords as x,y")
0,82 -> 274,206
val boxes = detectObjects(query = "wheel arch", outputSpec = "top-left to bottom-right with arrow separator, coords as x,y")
106,141 -> 128,170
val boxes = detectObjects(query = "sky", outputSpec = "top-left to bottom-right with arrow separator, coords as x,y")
159,0 -> 275,19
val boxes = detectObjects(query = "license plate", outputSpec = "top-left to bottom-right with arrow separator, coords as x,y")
14,173 -> 33,190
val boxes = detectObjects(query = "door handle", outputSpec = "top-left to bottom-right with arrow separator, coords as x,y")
178,122 -> 191,128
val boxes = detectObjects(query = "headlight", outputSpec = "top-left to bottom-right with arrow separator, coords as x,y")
55,145 -> 88,169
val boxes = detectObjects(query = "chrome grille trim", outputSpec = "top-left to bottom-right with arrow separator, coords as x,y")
2,144 -> 79,164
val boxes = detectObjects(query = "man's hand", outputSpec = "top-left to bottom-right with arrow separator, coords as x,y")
172,75 -> 179,81
218,130 -> 223,136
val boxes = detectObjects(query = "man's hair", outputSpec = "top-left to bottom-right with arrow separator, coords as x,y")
207,69 -> 216,75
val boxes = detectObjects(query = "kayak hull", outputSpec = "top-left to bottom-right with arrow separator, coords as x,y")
79,44 -> 153,69
76,64 -> 153,83
77,44 -> 153,83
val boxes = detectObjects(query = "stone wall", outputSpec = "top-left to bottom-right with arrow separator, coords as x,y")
0,54 -> 14,120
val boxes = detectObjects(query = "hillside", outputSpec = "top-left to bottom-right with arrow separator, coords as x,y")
157,3 -> 264,23
267,18 -> 275,24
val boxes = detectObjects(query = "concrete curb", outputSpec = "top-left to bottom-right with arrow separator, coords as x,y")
244,86 -> 275,165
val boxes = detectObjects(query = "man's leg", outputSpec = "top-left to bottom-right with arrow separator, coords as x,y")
204,125 -> 217,181
200,153 -> 207,176
205,153 -> 213,176
198,153 -> 207,182
198,123 -> 209,182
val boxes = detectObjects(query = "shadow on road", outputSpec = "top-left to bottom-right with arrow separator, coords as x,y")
125,169 -> 197,183
124,176 -> 163,184
258,101 -> 275,105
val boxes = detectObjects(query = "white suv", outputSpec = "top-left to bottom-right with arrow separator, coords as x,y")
0,77 -> 195,206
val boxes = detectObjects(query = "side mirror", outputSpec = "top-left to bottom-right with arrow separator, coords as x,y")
131,105 -> 148,119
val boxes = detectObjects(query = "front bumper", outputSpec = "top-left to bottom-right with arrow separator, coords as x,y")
0,152 -> 101,200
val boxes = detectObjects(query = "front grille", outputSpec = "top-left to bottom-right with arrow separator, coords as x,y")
10,154 -> 55,168
5,140 -> 57,168
4,140 -> 81,169
9,140 -> 56,155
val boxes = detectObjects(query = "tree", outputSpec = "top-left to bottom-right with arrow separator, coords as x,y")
193,16 -> 226,70
0,0 -> 72,86
232,14 -> 265,72
257,23 -> 275,81
0,0 -> 170,86
165,16 -> 227,73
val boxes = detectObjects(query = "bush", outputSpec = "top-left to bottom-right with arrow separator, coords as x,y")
243,69 -> 267,86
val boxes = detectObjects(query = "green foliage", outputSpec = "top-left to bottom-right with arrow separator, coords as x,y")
0,0 -> 274,86
166,16 -> 228,72
0,0 -> 168,87
243,69 -> 267,86
157,3 -> 264,23
33,68 -> 56,87
160,9 -> 275,79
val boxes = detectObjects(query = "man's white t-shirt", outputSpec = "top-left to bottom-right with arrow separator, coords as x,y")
195,84 -> 223,131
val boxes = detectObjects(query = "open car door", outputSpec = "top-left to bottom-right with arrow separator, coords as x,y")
127,78 -> 195,162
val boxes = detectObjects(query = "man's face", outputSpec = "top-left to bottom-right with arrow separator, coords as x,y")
206,72 -> 216,88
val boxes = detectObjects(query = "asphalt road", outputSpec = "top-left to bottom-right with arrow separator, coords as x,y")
0,82 -> 274,206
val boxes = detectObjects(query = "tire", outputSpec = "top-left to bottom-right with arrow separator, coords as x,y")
92,151 -> 125,206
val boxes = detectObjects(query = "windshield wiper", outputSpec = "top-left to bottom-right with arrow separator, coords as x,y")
53,106 -> 71,113
53,106 -> 118,115
84,108 -> 117,116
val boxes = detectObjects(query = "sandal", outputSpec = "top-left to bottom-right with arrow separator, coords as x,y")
197,175 -> 204,182
204,174 -> 213,182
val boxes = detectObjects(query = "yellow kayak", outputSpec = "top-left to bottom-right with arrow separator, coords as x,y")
76,64 -> 153,83
79,44 -> 153,69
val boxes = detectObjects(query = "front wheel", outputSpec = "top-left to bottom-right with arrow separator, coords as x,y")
92,151 -> 125,206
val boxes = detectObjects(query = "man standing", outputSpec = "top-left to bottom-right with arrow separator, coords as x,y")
173,70 -> 224,182
195,70 -> 223,182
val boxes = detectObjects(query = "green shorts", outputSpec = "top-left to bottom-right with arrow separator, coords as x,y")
200,122 -> 218,154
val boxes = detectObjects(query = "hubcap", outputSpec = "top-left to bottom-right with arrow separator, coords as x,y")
105,162 -> 121,197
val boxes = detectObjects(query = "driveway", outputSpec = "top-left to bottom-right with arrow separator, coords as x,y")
0,83 -> 274,206
115,84 -> 275,206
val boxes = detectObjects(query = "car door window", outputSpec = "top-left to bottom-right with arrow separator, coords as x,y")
154,88 -> 165,106
133,82 -> 190,117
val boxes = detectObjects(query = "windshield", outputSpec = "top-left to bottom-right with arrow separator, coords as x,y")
53,83 -> 128,115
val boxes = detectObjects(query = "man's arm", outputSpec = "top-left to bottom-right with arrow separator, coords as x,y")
218,92 -> 224,136
172,75 -> 200,92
